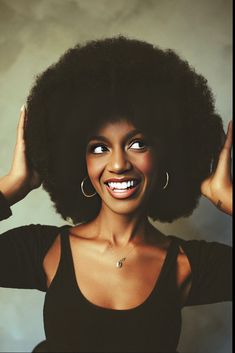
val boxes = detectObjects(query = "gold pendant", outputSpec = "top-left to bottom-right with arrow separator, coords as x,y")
116,257 -> 126,268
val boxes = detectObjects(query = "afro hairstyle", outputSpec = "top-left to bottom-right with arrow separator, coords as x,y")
25,35 -> 224,224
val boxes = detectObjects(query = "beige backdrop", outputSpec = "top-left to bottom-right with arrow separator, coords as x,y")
0,0 -> 232,352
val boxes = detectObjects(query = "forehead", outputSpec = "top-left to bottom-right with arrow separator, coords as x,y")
91,119 -> 140,138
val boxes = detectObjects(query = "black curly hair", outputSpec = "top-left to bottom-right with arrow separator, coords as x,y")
25,35 -> 224,224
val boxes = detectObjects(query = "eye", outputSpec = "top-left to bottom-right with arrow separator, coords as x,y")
89,144 -> 108,154
129,140 -> 147,150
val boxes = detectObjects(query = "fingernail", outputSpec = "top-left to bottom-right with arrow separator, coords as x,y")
20,104 -> 25,112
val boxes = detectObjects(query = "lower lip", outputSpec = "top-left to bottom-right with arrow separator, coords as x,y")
105,182 -> 141,199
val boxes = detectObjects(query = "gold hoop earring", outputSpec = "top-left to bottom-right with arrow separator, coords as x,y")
162,171 -> 169,190
81,176 -> 97,198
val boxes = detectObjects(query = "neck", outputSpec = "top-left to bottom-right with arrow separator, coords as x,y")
92,204 -> 150,248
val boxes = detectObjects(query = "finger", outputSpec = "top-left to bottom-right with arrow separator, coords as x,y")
17,105 -> 26,142
216,121 -> 233,165
223,120 -> 233,150
214,138 -> 232,181
215,148 -> 232,178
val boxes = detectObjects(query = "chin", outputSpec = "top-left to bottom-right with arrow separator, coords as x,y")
102,197 -> 148,216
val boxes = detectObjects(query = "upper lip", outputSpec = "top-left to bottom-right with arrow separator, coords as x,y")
104,177 -> 140,183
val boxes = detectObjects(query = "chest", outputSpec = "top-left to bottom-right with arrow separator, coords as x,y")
70,243 -> 167,310
43,233 -> 185,352
44,235 -> 191,310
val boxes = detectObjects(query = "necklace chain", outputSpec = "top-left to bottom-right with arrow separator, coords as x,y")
107,243 -> 136,269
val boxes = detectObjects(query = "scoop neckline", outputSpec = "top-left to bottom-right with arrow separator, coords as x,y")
62,225 -> 177,313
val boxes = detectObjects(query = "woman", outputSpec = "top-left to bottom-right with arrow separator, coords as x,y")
0,36 -> 232,352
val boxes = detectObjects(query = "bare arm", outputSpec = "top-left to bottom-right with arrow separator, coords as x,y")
0,105 -> 41,207
201,120 -> 233,216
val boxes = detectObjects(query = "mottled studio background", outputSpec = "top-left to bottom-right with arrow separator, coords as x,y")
0,0 -> 232,352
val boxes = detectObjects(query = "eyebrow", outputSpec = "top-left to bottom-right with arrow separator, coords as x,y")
88,129 -> 143,143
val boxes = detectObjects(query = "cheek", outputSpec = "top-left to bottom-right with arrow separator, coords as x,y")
86,157 -> 105,182
135,153 -> 157,177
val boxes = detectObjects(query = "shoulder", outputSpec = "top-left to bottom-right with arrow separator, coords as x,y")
0,223 -> 66,257
169,235 -> 232,261
0,223 -> 67,291
169,235 -> 232,286
169,235 -> 232,274
1,223 -> 60,236
169,236 -> 232,305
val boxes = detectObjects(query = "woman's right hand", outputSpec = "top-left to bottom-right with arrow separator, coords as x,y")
200,120 -> 233,216
0,105 -> 42,206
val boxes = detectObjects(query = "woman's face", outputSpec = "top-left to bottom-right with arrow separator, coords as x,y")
86,119 -> 160,216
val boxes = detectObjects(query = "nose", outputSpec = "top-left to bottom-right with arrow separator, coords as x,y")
108,148 -> 132,174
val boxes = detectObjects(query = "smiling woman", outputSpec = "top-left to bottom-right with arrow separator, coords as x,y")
0,36 -> 232,353
85,119 -> 158,215
24,36 -> 227,224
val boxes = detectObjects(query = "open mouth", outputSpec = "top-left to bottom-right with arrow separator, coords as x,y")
104,180 -> 141,198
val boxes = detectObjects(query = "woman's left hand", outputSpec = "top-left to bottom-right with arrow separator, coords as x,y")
200,120 -> 233,216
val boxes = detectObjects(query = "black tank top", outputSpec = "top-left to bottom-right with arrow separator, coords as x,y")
43,226 -> 181,352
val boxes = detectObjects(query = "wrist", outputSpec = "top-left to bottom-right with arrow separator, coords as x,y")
215,197 -> 233,216
0,174 -> 30,206
210,186 -> 233,216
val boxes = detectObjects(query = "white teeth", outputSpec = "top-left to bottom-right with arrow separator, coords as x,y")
107,180 -> 137,190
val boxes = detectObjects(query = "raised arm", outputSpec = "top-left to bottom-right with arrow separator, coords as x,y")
200,120 -> 233,216
0,107 -> 60,290
0,105 -> 41,208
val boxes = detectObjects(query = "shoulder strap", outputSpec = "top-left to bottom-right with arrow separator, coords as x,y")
57,225 -> 74,280
160,237 -> 180,279
154,237 -> 180,295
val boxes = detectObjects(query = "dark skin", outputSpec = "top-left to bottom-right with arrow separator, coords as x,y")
43,119 -> 192,309
0,106 -> 232,310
